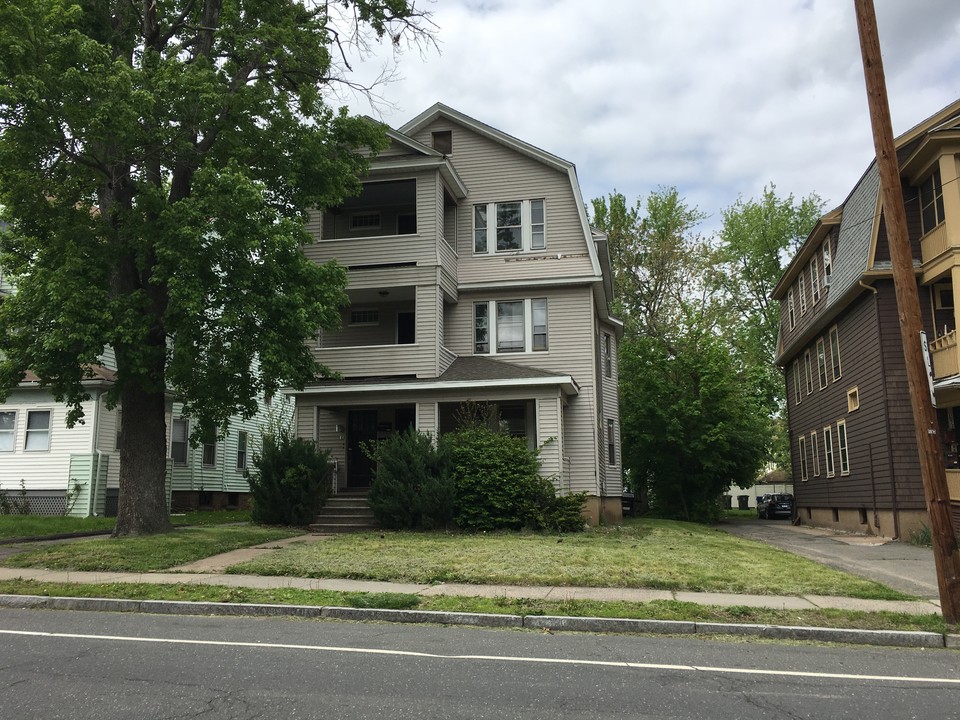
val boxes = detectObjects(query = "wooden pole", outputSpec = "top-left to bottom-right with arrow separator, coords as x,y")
854,0 -> 960,623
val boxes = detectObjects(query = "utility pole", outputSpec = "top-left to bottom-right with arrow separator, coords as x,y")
854,0 -> 960,623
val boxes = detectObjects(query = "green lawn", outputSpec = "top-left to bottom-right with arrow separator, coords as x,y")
0,510 -> 253,542
0,579 -> 946,634
228,518 -> 908,600
2,525 -> 298,572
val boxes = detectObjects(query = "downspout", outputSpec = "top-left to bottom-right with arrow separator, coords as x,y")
863,280 -> 901,539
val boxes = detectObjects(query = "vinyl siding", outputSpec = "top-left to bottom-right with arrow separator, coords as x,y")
409,119 -> 596,285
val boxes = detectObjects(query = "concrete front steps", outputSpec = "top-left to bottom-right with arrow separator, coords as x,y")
310,490 -> 377,533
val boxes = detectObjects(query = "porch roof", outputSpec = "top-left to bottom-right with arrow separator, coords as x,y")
292,356 -> 579,397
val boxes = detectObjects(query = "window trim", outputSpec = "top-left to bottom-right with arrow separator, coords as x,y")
823,242 -> 832,279
787,287 -> 796,329
798,274 -> 807,315
349,212 -> 381,232
24,409 -> 51,452
816,337 -> 828,389
171,418 -> 189,466
603,333 -> 613,378
607,418 -> 616,466
837,419 -> 850,476
847,387 -> 860,413
474,298 -> 549,355
202,426 -> 218,468
919,167 -> 945,236
811,431 -> 820,477
349,308 -> 379,326
0,410 -> 16,452
829,325 -> 842,381
934,282 -> 954,310
236,430 -> 248,471
810,256 -> 820,303
798,435 -> 808,481
804,350 -> 813,396
793,361 -> 802,405
473,199 -> 547,255
823,425 -> 836,478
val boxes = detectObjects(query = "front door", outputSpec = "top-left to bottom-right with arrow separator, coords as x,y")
347,409 -> 379,488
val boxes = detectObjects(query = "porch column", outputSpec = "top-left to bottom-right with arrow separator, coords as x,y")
537,396 -> 563,488
417,402 -> 438,439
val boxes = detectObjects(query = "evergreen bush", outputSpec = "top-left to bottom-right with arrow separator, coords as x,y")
366,426 -> 454,530
247,430 -> 331,526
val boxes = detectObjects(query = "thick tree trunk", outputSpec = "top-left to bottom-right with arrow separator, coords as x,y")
113,374 -> 173,537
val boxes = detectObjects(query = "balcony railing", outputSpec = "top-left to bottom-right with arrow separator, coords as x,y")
931,330 -> 960,379
314,343 -> 436,379
304,233 -> 435,269
920,223 -> 949,264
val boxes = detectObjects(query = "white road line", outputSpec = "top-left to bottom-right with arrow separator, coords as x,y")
1,628 -> 957,686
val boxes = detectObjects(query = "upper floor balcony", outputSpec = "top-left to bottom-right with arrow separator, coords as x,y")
304,178 -> 458,289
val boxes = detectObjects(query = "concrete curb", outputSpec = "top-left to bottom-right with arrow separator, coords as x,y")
0,594 -> 952,649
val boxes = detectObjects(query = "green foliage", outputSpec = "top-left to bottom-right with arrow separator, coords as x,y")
0,0 -> 433,535
248,430 -> 331,526
366,427 -> 454,530
0,480 -> 29,515
620,332 -> 768,523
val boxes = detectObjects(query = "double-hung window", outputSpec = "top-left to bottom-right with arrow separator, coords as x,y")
237,431 -> 248,471
793,361 -> 801,405
798,274 -> 807,314
837,419 -> 850,475
804,350 -> 813,395
829,326 -> 842,380
811,431 -> 820,477
0,411 -> 15,452
474,199 -> 546,254
798,435 -> 808,481
603,333 -> 613,378
787,288 -> 796,329
171,419 -> 189,465
816,338 -> 828,389
474,298 -> 548,354
919,168 -> 945,235
810,256 -> 820,303
823,425 -> 835,478
202,426 -> 218,467
24,410 -> 51,451
823,242 -> 832,280
607,419 -> 616,466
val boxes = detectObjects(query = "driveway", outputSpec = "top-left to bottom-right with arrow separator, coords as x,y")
717,519 -> 941,600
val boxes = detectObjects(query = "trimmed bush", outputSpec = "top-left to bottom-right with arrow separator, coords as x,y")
367,427 -> 454,530
247,430 -> 331,526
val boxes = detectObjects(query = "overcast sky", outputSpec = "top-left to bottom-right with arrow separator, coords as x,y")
338,0 -> 960,235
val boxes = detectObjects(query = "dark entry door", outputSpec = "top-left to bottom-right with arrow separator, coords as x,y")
347,409 -> 378,488
397,312 -> 415,345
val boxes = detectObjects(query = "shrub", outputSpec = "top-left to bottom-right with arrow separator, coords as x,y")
366,427 -> 454,530
247,430 -> 331,526
448,421 -> 584,532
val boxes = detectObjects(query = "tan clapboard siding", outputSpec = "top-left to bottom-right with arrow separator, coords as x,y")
537,396 -> 563,483
303,232 -> 434,268
98,346 -> 117,370
417,283 -> 440,376
322,301 -> 414,347
410,120 -> 595,284
417,401 -> 438,435
314,408 -> 345,489
0,390 -> 96,491
599,323 -> 622,493
314,343 -> 436,378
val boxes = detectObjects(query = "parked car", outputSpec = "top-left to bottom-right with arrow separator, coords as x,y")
757,493 -> 794,520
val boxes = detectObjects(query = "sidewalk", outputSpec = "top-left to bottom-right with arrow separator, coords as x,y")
0,532 -> 942,616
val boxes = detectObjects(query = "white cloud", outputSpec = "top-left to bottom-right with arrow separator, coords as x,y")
340,0 -> 960,233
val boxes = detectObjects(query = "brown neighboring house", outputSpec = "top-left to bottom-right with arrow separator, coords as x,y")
773,98 -> 960,539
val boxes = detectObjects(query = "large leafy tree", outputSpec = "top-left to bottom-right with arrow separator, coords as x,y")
712,185 -> 824,469
593,188 -> 768,521
0,0 -> 432,535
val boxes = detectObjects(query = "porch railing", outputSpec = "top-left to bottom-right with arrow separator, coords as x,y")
930,330 -> 959,379
920,223 -> 949,264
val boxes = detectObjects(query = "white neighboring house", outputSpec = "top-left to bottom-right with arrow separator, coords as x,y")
0,343 -> 289,516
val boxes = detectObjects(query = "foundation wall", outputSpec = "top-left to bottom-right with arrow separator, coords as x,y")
796,505 -> 929,541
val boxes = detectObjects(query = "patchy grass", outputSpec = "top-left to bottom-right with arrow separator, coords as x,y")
2,525 -> 298,572
0,510 -> 253,542
722,509 -> 758,520
0,579 -> 946,635
228,518 -> 908,600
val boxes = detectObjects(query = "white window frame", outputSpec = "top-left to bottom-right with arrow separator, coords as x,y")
798,273 -> 807,315
811,431 -> 820,477
202,426 -> 218,468
793,361 -> 801,405
804,350 -> 813,395
919,168 -> 945,236
24,409 -> 51,452
837,419 -> 850,476
823,242 -> 832,279
349,308 -> 379,326
171,418 -> 189,466
816,337 -> 828,389
0,410 -> 16,452
829,325 -> 842,381
607,418 -> 616,466
823,424 -> 835,478
787,287 -> 796,329
237,430 -> 248,471
473,298 -> 549,355
603,333 -> 613,378
473,199 -> 546,254
810,256 -> 820,303
798,435 -> 808,481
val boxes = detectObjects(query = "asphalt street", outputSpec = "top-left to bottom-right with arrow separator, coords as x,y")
1,608 -> 958,720
717,519 -> 941,599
